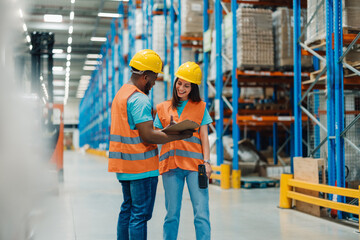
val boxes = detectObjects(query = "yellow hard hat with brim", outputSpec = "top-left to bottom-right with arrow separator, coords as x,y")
129,49 -> 163,74
175,62 -> 202,85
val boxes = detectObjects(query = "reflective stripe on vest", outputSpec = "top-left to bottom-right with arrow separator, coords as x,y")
110,134 -> 143,144
109,148 -> 158,161
159,149 -> 175,161
183,136 -> 201,145
159,149 -> 203,162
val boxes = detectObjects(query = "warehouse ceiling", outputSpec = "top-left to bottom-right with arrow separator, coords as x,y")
22,0 -> 126,103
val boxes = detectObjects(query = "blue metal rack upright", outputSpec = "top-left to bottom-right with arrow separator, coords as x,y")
163,0 -> 168,100
230,0 -> 239,171
214,0 -> 224,166
169,0 -> 175,91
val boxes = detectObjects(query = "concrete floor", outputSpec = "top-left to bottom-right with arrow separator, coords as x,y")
31,151 -> 359,240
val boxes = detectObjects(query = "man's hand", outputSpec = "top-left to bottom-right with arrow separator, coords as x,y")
179,129 -> 195,139
204,162 -> 212,178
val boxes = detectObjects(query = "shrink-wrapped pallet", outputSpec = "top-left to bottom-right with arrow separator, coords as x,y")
306,0 -> 360,46
272,8 -> 312,69
152,15 -> 165,60
135,39 -> 144,54
174,48 -> 196,72
342,0 -> 360,30
135,9 -> 143,36
305,0 -> 326,46
181,0 -> 203,36
236,7 -> 274,70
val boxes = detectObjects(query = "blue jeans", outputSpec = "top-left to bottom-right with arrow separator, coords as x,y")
162,168 -> 211,240
117,176 -> 158,240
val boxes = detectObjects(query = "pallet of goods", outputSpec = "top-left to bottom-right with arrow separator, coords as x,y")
272,7 -> 313,70
236,7 -> 274,71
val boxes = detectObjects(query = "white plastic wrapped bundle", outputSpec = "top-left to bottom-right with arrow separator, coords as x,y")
152,15 -> 165,60
343,0 -> 360,29
209,30 -> 216,80
135,39 -> 144,54
123,67 -> 130,82
306,0 -> 360,45
305,0 -> 326,45
123,30 -> 129,56
236,7 -> 274,69
174,48 -> 195,73
272,8 -> 312,69
152,82 -> 165,106
181,0 -> 203,36
135,9 -> 143,36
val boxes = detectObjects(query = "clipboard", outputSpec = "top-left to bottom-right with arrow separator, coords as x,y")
161,119 -> 200,133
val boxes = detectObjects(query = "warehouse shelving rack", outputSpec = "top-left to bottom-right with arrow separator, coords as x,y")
203,0 -> 307,171
79,0 -> 168,150
293,0 -> 360,218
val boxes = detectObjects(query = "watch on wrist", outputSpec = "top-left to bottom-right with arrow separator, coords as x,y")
204,160 -> 210,164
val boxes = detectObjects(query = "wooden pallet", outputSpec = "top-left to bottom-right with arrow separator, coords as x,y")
307,38 -> 326,50
344,62 -> 360,77
239,64 -> 274,72
241,176 -> 280,189
343,27 -> 360,35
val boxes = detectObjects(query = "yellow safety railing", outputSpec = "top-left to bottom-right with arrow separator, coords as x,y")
279,174 -> 360,231
210,164 -> 241,189
86,148 -> 108,157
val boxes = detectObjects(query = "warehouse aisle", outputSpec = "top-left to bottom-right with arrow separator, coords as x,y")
35,151 -> 359,240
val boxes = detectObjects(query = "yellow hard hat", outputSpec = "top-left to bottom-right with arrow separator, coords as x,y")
175,62 -> 202,85
129,49 -> 163,74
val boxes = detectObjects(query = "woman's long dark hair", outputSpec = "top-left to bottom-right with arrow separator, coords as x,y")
171,78 -> 201,109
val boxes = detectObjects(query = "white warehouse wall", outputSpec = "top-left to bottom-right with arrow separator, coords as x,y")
64,98 -> 80,125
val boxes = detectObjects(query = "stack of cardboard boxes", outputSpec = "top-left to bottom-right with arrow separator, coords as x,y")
273,8 -> 313,70
236,7 -> 274,70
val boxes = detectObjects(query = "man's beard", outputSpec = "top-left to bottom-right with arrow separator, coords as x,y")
144,81 -> 151,95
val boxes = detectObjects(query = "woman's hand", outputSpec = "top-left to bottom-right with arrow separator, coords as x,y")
165,115 -> 177,128
204,162 -> 212,179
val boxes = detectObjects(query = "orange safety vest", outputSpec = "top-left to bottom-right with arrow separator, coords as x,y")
108,84 -> 159,174
156,100 -> 206,174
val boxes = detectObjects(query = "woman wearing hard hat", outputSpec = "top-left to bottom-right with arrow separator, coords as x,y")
154,62 -> 212,240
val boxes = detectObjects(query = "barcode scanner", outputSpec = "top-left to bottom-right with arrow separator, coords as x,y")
198,164 -> 208,189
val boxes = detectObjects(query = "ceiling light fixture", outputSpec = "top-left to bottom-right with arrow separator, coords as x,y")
67,54 -> 71,60
26,35 -> 31,43
19,9 -> 23,18
71,0 -> 75,3
81,75 -> 91,79
85,60 -> 100,65
44,14 -> 63,23
68,37 -> 72,44
98,12 -> 122,18
90,37 -> 107,42
53,66 -> 64,72
22,24 -> 27,32
86,54 -> 102,59
83,66 -> 96,71
53,81 -> 65,86
70,11 -> 74,20
67,46 -> 72,53
53,49 -> 64,54
66,61 -> 71,67
69,26 -> 73,34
